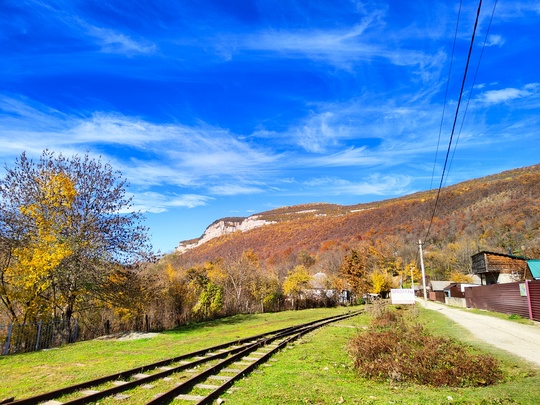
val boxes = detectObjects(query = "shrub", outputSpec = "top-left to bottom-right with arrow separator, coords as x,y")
348,306 -> 503,387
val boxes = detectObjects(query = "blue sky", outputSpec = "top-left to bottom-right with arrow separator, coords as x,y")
1,0 -> 539,253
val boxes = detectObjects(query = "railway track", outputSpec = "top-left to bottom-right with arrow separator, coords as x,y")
6,311 -> 361,405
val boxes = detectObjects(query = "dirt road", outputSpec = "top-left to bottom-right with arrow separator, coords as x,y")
417,299 -> 540,367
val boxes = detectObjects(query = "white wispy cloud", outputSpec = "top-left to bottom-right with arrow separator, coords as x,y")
239,6 -> 385,58
302,146 -> 383,167
287,94 -> 442,159
82,23 -> 157,55
479,83 -> 539,104
240,27 -> 440,74
68,114 -> 170,145
168,132 -> 280,177
208,184 -> 265,196
131,192 -> 213,213
484,34 -> 505,47
6,3 -> 157,57
200,5 -> 443,80
492,1 -> 540,19
0,96 -> 70,130
294,112 -> 350,153
116,160 -> 197,188
0,96 -> 281,206
303,175 -> 412,196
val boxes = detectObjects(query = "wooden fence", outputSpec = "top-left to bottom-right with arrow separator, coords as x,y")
0,319 -> 79,355
464,280 -> 540,321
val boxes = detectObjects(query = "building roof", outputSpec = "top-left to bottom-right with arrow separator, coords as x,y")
527,260 -> 540,279
472,250 -> 528,261
311,272 -> 329,289
430,281 -> 451,291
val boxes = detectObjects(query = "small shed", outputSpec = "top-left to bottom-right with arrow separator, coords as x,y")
444,283 -> 464,298
471,251 -> 529,285
429,280 -> 451,303
443,283 -> 480,298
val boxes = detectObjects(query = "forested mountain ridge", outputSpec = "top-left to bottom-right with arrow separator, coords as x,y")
172,163 -> 540,278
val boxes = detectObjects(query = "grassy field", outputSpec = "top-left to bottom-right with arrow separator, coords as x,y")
1,305 -> 538,404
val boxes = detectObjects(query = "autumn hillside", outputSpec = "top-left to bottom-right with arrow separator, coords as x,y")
171,164 -> 540,276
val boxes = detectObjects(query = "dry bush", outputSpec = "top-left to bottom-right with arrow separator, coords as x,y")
348,306 -> 503,387
365,299 -> 390,321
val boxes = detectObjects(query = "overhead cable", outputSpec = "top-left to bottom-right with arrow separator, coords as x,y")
423,0 -> 484,242
429,0 -> 463,191
446,0 -> 499,185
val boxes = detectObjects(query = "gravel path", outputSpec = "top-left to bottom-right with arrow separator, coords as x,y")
417,299 -> 540,367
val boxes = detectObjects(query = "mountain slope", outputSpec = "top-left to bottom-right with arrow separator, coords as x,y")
174,164 -> 540,267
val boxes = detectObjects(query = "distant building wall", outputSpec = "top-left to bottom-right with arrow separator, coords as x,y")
471,251 -> 528,285
445,297 -> 467,308
429,291 -> 446,303
446,284 -> 465,298
528,281 -> 540,321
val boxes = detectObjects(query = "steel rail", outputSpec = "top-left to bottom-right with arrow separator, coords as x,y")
149,311 -> 360,405
6,311 -> 361,405
195,312 -> 360,405
6,323 -> 299,405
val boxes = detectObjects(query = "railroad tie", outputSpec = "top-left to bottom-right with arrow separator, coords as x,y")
194,383 -> 221,389
175,394 -> 206,401
208,375 -> 232,381
81,390 -> 101,395
113,394 -> 130,400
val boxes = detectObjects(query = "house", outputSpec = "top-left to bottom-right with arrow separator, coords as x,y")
471,251 -> 533,285
428,280 -> 451,303
305,272 -> 336,300
443,283 -> 480,298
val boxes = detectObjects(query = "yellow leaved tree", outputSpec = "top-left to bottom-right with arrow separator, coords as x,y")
283,265 -> 312,310
0,151 -> 153,328
369,269 -> 394,295
4,170 -> 76,322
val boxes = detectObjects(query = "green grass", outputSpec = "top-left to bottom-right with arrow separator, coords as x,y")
1,305 -> 539,404
225,306 -> 539,405
0,307 -> 353,400
466,308 -> 535,325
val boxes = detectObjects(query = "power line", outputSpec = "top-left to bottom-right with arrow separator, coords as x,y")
423,0 -> 484,242
446,0 -> 499,186
430,0 -> 463,191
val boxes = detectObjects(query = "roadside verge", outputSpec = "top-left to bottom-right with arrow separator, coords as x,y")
417,299 -> 540,367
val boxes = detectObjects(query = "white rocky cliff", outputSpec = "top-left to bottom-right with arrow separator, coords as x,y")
176,215 -> 274,253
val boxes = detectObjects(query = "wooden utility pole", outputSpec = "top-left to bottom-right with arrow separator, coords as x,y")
419,240 -> 428,303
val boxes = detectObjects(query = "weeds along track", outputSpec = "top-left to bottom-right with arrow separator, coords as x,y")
6,311 -> 361,405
